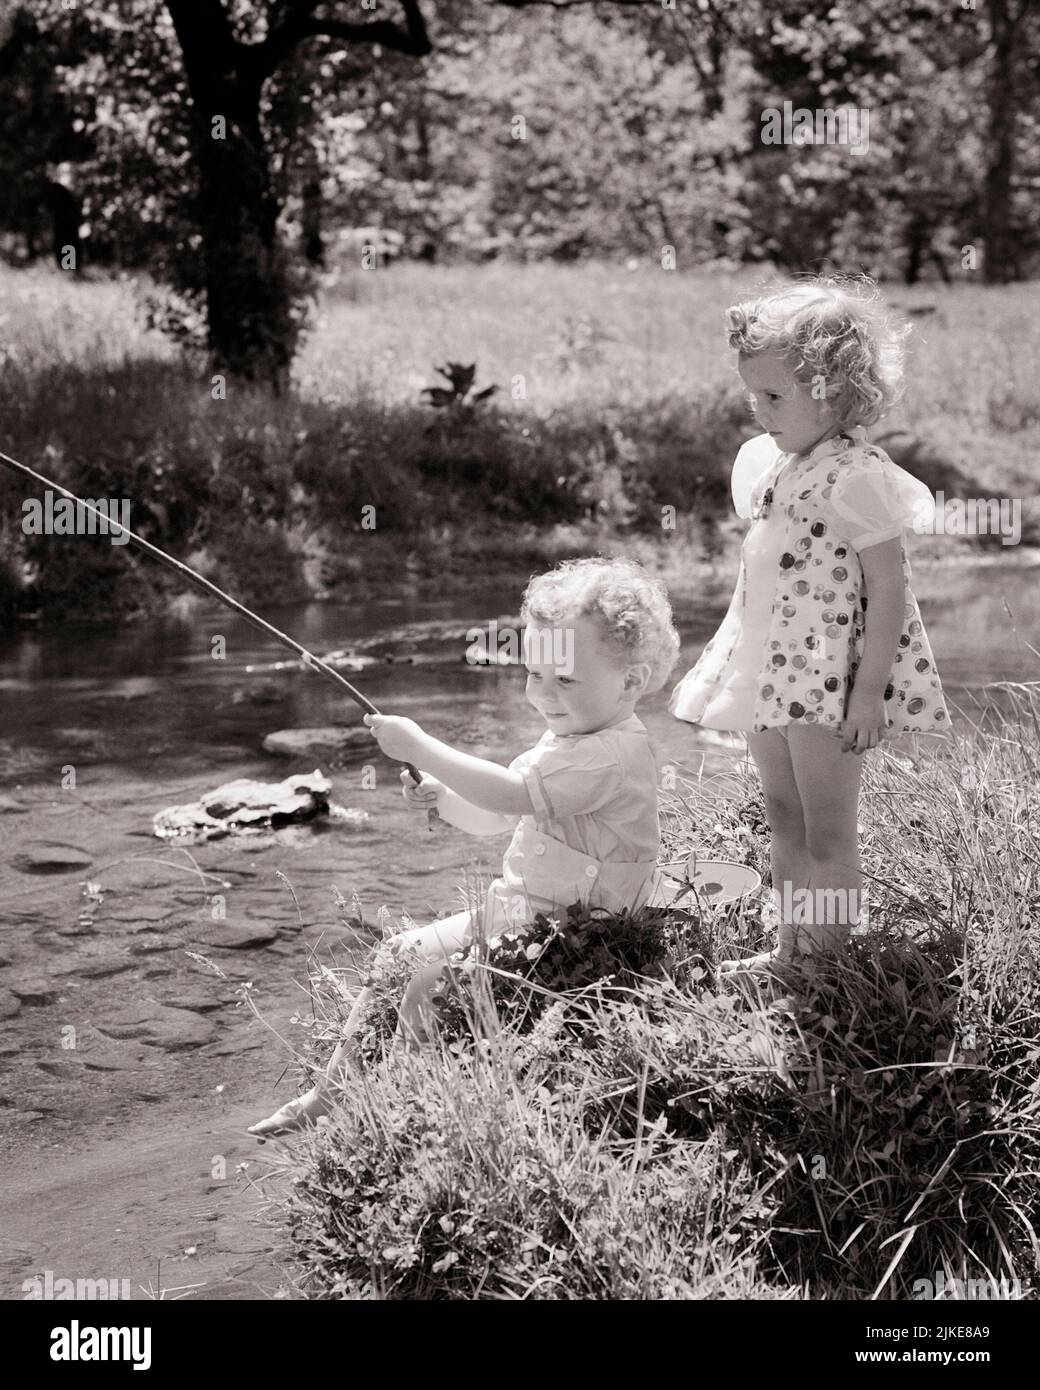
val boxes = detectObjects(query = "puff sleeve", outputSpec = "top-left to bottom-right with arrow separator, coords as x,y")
731,433 -> 782,520
513,735 -> 624,822
827,463 -> 936,551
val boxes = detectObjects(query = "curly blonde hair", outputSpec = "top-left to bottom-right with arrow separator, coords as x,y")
520,556 -> 680,696
725,274 -> 909,428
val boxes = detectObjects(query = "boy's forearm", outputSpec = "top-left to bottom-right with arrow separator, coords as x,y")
435,787 -> 518,837
412,732 -> 535,816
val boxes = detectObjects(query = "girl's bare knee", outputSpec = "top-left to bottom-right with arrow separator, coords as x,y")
764,796 -> 806,840
804,819 -> 858,863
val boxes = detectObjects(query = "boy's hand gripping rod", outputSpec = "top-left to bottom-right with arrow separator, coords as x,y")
0,446 -> 437,829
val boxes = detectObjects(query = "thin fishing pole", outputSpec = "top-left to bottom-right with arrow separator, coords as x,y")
0,445 -> 433,815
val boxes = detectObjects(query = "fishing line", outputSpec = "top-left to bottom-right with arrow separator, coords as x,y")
0,445 -> 435,825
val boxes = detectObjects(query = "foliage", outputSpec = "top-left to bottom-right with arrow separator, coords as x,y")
420,360 -> 498,412
3,261 -> 1038,623
3,0 -> 1038,298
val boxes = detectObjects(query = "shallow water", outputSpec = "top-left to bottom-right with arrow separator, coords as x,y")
1,561 -> 1037,913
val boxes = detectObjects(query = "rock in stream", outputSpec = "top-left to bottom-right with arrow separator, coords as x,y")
153,770 -> 332,841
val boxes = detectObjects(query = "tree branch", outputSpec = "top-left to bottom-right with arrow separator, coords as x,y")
245,0 -> 431,83
0,6 -> 39,80
166,0 -> 241,81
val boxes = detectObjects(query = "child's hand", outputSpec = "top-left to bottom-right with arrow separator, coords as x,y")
400,768 -> 441,810
840,689 -> 888,754
363,713 -> 424,761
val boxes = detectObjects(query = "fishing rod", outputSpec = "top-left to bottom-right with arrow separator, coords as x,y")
0,445 -> 437,828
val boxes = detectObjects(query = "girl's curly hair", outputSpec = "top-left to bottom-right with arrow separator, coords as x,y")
725,274 -> 910,428
520,556 -> 680,696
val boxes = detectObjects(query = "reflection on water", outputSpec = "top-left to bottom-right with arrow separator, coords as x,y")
0,563 -> 1037,790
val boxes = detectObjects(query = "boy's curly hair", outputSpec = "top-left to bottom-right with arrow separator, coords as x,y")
725,274 -> 910,428
520,556 -> 680,696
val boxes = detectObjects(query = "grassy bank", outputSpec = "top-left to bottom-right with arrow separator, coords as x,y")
255,687 -> 1040,1300
1,264 -> 1039,624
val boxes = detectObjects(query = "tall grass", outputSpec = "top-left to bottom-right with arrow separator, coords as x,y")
256,690 -> 1040,1300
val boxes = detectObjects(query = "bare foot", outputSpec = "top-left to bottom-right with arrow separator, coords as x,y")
717,948 -> 792,978
247,1086 -> 331,1139
718,923 -> 851,979
716,950 -> 803,1013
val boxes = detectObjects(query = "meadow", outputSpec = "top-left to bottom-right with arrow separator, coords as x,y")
1,262 -> 1038,622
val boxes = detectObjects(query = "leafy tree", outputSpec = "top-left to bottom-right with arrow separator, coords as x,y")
0,4 -> 93,266
1,0 -> 1036,389
735,0 -> 1040,283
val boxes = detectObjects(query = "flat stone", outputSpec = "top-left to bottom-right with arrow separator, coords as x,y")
36,1058 -> 83,1077
130,935 -> 180,955
49,954 -> 134,979
154,771 -> 332,841
0,990 -> 21,1019
6,976 -> 63,1006
0,794 -> 26,814
190,918 -> 281,950
163,987 -> 235,1014
228,680 -> 282,707
81,1044 -> 155,1071
262,727 -> 371,760
205,1038 -> 265,1056
95,1003 -> 219,1052
10,843 -> 94,874
99,900 -> 181,926
76,960 -> 138,979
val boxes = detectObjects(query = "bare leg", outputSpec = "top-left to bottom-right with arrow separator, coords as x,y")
784,724 -> 864,954
719,730 -> 809,976
248,911 -> 478,1137
246,984 -> 378,1137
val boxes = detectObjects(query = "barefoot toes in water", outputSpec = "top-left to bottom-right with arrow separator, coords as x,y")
247,1087 -> 331,1139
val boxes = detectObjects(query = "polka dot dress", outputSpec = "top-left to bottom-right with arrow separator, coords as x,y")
669,429 -> 950,737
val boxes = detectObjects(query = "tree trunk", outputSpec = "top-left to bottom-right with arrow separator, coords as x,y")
167,1 -> 296,391
904,212 -> 924,285
981,0 -> 1021,284
44,180 -> 82,268
300,132 -> 325,269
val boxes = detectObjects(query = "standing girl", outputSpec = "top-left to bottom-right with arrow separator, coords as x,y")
669,276 -> 950,973
250,556 -> 680,1136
